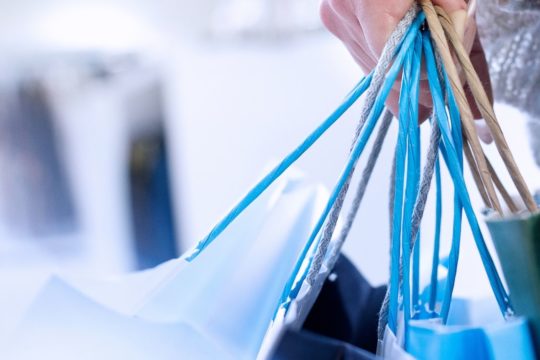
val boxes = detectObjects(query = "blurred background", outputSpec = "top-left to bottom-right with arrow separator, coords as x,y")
0,0 -> 539,334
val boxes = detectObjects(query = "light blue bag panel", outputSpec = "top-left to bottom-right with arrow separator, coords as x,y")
408,316 -> 534,360
408,321 -> 491,359
486,319 -> 536,360
55,170 -> 284,318
4,174 -> 329,360
5,277 -> 231,360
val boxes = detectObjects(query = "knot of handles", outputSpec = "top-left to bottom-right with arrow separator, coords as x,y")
419,0 -> 538,215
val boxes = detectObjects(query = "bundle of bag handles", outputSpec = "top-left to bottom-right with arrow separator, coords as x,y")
376,0 -> 540,345
180,0 -> 539,350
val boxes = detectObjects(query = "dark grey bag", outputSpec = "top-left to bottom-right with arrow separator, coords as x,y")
271,255 -> 385,360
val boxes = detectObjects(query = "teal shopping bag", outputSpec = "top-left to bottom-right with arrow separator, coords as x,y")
486,211 -> 540,353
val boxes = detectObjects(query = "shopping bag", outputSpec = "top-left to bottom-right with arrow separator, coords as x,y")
3,21 -> 396,358
272,329 -> 377,360
269,255 -> 386,359
4,173 -> 330,360
0,2 -> 424,359
405,293 -> 535,359
408,312 -> 535,359
486,211 -> 540,352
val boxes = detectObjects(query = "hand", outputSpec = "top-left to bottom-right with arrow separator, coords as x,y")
320,0 -> 494,142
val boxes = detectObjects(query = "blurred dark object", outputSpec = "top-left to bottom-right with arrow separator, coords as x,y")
127,81 -> 178,270
272,255 -> 385,359
0,79 -> 77,236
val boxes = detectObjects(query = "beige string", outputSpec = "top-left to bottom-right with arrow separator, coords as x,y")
486,157 -> 520,213
462,136 -> 492,207
434,5 -> 538,213
448,1 -> 517,213
464,136 -> 519,212
458,0 -> 519,214
419,0 -> 504,215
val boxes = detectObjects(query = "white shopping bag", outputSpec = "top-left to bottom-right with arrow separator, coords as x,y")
378,325 -> 415,360
3,172 -> 329,360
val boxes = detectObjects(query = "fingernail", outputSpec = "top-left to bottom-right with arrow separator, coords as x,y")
475,119 -> 494,144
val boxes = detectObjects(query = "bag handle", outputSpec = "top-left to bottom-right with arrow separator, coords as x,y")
184,72 -> 373,261
420,0 -> 538,214
419,0 -> 504,214
438,4 -> 535,211
379,14 -> 516,343
278,12 -> 426,312
424,27 -> 512,317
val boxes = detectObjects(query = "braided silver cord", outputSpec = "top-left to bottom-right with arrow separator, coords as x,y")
325,109 -> 394,265
350,4 -> 420,149
305,6 -> 420,286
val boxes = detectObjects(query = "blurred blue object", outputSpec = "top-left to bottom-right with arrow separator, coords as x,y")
0,79 -> 77,236
129,131 -> 178,269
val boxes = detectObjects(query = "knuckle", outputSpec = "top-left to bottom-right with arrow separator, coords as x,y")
319,1 -> 335,27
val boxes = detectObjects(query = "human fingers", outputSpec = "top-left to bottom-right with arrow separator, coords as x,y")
352,0 -> 466,58
320,0 -> 377,73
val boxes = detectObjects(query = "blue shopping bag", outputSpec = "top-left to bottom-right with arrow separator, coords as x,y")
408,312 -> 534,359
486,211 -> 540,352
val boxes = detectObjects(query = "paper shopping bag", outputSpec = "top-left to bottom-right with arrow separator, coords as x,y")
486,211 -> 540,353
4,173 -> 328,360
407,299 -> 535,360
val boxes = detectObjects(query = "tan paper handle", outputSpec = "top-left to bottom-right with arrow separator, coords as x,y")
419,0 -> 503,214
419,0 -> 538,214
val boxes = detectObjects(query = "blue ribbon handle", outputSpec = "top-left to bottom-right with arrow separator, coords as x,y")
185,73 -> 373,261
422,30 -> 512,317
278,13 -> 427,315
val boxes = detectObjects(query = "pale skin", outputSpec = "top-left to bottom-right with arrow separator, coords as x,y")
320,0 -> 494,142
